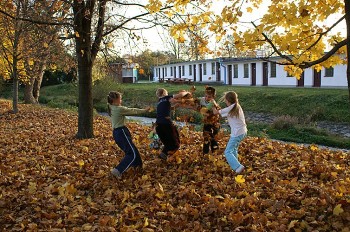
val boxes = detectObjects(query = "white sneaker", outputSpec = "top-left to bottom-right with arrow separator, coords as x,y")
235,165 -> 245,174
111,168 -> 122,178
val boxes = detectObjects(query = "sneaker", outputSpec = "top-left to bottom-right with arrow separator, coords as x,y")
111,168 -> 122,178
158,152 -> 168,160
235,165 -> 245,174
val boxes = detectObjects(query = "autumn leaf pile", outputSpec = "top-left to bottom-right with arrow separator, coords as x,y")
0,100 -> 349,232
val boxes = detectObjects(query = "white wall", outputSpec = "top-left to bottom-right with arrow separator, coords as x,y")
153,57 -> 347,88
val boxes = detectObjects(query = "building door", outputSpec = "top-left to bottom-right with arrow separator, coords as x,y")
228,65 -> 232,85
193,64 -> 197,82
313,69 -> 321,87
251,63 -> 256,86
297,72 -> 304,87
262,62 -> 268,86
216,62 -> 221,82
199,64 -> 203,82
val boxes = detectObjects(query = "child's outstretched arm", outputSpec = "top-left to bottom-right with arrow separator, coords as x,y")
173,90 -> 191,99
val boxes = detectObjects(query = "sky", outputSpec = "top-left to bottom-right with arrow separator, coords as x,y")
114,0 -> 346,56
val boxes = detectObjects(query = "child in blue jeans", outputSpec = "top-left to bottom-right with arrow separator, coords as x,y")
213,91 -> 247,174
107,91 -> 150,178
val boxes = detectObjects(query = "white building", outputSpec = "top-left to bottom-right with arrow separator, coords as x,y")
153,56 -> 347,87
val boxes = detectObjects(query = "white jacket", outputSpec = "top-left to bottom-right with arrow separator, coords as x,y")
219,104 -> 247,137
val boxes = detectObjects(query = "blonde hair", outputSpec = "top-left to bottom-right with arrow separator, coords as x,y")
107,91 -> 121,116
156,88 -> 168,98
220,91 -> 241,118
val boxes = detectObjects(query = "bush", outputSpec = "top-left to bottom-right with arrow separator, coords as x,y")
309,107 -> 326,121
272,115 -> 299,130
46,100 -> 77,111
92,78 -> 121,105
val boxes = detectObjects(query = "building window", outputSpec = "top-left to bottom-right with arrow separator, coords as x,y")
189,65 -> 192,76
270,62 -> 276,77
325,67 -> 334,77
170,67 -> 173,76
211,62 -> 215,75
233,64 -> 238,78
165,67 -> 167,76
182,65 -> 185,76
203,63 -> 207,75
243,64 -> 249,78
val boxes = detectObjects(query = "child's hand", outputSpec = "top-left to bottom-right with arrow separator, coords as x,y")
212,107 -> 219,115
145,106 -> 154,112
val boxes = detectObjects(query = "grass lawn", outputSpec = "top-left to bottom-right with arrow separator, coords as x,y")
2,81 -> 350,149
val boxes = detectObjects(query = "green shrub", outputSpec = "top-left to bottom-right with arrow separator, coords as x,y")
46,100 -> 77,111
92,78 -> 121,104
309,106 -> 326,121
271,115 -> 299,130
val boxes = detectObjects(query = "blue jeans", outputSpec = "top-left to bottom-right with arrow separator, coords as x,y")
113,126 -> 142,174
224,133 -> 246,171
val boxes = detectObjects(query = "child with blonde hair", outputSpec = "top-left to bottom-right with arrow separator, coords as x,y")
213,91 -> 247,173
155,88 -> 189,160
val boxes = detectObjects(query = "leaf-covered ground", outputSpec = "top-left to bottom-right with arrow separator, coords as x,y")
0,100 -> 349,232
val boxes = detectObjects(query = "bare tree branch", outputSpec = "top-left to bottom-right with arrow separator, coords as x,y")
0,8 -> 72,26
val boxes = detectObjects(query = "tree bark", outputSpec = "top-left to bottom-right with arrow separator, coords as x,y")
345,0 -> 350,106
33,62 -> 46,102
12,75 -> 19,113
74,2 -> 94,139
24,77 -> 36,104
73,0 -> 106,139
76,55 -> 94,139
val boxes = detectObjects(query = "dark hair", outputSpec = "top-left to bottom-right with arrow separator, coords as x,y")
205,86 -> 216,97
107,91 -> 121,116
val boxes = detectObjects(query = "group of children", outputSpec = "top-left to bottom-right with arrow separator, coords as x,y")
107,86 -> 247,179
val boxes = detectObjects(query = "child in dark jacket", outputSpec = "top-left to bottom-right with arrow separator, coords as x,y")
155,88 -> 189,160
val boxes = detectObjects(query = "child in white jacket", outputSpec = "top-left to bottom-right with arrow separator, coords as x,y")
213,91 -> 247,174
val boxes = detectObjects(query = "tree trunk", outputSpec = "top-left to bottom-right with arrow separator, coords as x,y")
33,63 -> 46,103
24,77 -> 37,104
12,75 -> 19,113
76,54 -> 94,139
345,0 -> 350,106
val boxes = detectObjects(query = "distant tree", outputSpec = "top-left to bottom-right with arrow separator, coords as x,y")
0,0 -> 32,113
